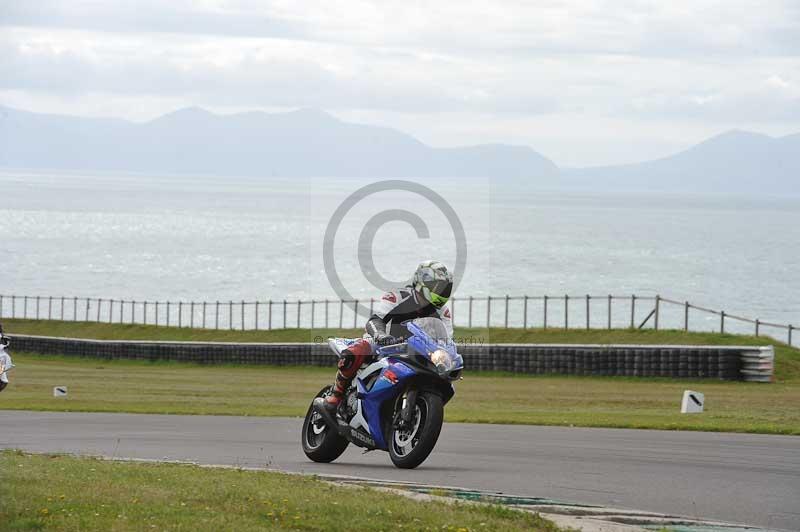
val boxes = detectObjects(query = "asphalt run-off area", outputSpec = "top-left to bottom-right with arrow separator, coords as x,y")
2,411 -> 798,530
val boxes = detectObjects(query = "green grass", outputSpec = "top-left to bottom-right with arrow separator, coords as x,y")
5,318 -> 800,382
3,352 -> 800,434
0,451 -> 563,531
3,319 -> 799,433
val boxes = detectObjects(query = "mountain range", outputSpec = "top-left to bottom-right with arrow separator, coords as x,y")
1,104 -> 797,194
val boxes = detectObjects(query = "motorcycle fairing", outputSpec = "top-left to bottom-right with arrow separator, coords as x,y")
348,358 -> 389,434
358,359 -> 417,450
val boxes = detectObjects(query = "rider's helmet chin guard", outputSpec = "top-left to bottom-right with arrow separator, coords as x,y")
413,260 -> 453,309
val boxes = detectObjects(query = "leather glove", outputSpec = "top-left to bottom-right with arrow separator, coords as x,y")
375,333 -> 399,346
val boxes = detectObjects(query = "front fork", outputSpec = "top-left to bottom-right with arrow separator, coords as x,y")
398,388 -> 418,430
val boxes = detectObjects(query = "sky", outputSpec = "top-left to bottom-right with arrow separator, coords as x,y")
1,1 -> 799,167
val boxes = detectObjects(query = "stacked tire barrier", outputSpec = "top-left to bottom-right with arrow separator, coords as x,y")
10,334 -> 773,381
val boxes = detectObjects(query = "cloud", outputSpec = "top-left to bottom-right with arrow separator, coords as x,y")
4,0 -> 798,57
1,1 -> 799,165
0,28 -> 561,114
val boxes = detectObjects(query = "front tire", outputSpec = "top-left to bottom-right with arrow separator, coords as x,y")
389,391 -> 444,469
301,386 -> 349,463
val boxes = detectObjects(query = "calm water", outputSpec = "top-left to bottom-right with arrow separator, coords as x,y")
1,171 -> 798,333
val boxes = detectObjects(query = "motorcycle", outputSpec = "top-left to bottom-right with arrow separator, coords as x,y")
301,317 -> 464,469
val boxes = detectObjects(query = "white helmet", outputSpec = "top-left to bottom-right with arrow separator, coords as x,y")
413,260 -> 453,308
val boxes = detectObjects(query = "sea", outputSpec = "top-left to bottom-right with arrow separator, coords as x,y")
1,170 -> 798,335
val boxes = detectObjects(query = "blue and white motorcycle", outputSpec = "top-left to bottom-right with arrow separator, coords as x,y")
302,317 -> 464,469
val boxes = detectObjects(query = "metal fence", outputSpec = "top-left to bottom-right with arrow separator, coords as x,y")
0,293 -> 794,347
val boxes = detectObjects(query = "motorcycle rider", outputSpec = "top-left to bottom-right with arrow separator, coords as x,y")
314,260 -> 454,417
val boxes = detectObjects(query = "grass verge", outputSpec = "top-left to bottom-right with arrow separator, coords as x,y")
0,450 -> 562,531
3,353 -> 799,434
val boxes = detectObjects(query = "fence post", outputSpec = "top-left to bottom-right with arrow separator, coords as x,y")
504,295 -> 509,328
523,295 -> 528,329
179,302 -> 183,328
12,295 -> 16,318
353,300 -> 359,329
36,295 -> 41,320
790,325 -> 794,346
49,296 -> 53,320
131,301 -> 136,324
143,301 -> 148,325
585,294 -> 590,330
96,298 -> 101,322
242,300 -> 246,331
268,300 -> 273,330
564,295 -> 569,329
166,301 -> 170,326
85,297 -> 90,321
339,300 -> 343,329
468,296 -> 473,328
297,300 -> 302,328
684,301 -> 689,331
190,302 -> 195,328
607,295 -> 612,329
255,301 -> 260,330
109,300 -> 114,323
73,296 -> 78,321
755,318 -> 760,337
155,301 -> 159,326
24,295 -> 29,318
283,299 -> 287,329
543,295 -> 548,329
229,300 -> 234,331
203,301 -> 207,328
310,300 -> 314,328
486,296 -> 492,328
720,311 -> 725,334
61,296 -> 65,320
119,299 -> 124,323
654,295 -> 660,330
215,301 -> 219,330
630,294 -> 635,328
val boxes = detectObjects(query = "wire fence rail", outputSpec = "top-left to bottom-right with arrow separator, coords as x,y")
0,293 -> 794,347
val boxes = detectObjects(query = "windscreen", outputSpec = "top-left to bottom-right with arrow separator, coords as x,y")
411,317 -> 451,344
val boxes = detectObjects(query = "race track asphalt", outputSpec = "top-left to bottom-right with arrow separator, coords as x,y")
1,411 -> 798,530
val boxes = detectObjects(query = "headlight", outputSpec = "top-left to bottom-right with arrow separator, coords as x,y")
430,349 -> 454,375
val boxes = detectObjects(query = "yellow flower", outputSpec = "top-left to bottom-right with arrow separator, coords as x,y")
40,508 -> 49,516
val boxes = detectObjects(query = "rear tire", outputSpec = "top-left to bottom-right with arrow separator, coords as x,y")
301,386 -> 349,463
389,391 -> 443,469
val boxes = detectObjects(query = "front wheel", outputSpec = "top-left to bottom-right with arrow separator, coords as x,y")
389,391 -> 444,469
301,386 -> 349,463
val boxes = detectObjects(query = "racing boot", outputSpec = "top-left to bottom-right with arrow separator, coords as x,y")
313,339 -> 373,426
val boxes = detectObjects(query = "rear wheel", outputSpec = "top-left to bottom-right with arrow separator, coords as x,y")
301,386 -> 349,463
389,391 -> 443,469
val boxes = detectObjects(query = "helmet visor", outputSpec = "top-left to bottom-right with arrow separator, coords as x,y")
428,291 -> 449,308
